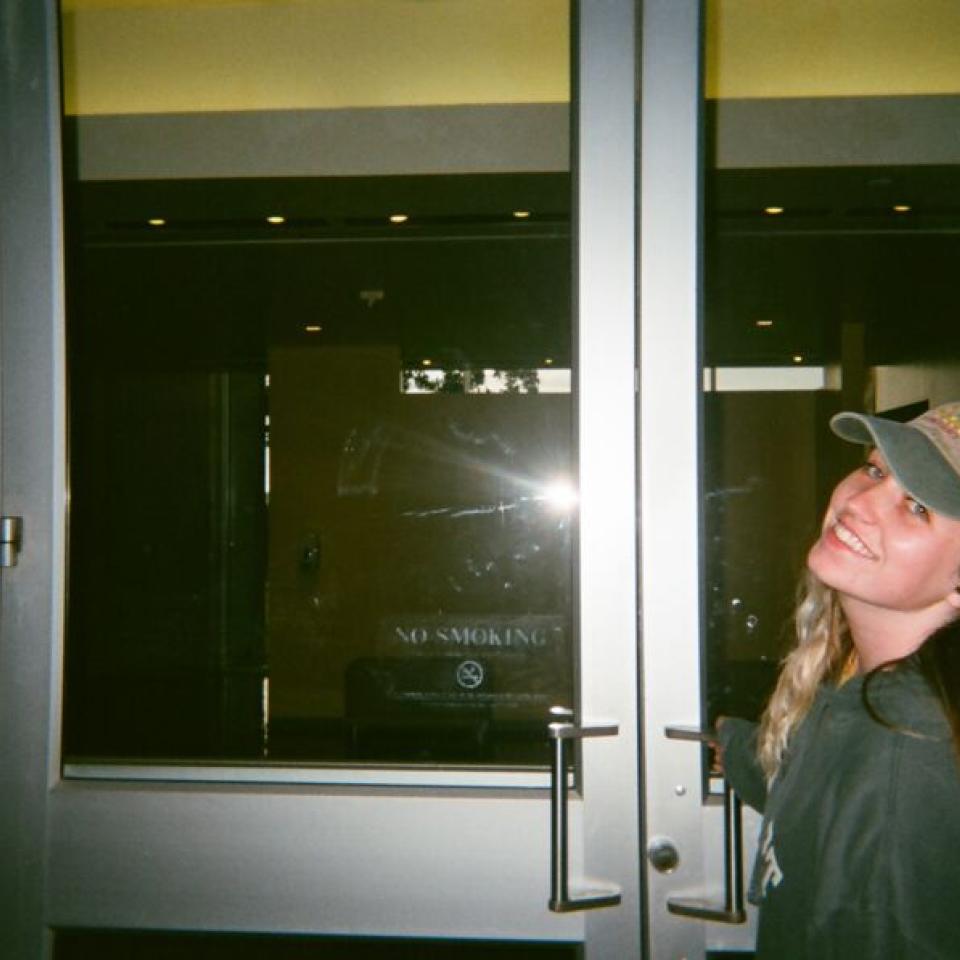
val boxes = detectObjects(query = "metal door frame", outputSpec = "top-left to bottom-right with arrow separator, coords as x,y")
0,1 -> 646,957
0,1 -> 68,957
637,1 -> 732,958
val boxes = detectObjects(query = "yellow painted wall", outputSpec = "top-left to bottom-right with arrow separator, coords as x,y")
61,0 -> 571,115
705,0 -> 960,99
62,0 -> 960,116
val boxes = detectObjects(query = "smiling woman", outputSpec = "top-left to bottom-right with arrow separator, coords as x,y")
718,402 -> 960,958
807,407 -> 960,668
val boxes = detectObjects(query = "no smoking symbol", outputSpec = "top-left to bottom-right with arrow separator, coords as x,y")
455,659 -> 485,690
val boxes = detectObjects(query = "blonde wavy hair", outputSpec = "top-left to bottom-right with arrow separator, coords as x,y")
756,570 -> 856,780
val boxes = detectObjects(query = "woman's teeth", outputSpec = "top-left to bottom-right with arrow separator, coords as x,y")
833,521 -> 875,559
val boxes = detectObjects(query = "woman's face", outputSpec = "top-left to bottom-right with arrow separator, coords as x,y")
807,450 -> 960,619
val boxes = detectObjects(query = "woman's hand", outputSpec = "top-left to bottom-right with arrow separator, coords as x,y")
709,715 -> 728,775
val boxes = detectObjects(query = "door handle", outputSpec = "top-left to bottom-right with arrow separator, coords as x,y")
0,517 -> 23,567
662,725 -> 747,924
547,707 -> 622,913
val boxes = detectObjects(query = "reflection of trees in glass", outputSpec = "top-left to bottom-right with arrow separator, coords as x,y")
498,369 -> 539,394
401,367 -> 540,395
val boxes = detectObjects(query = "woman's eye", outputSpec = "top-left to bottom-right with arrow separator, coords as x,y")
864,462 -> 884,480
906,498 -> 929,519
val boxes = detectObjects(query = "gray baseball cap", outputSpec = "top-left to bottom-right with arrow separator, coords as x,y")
830,402 -> 960,520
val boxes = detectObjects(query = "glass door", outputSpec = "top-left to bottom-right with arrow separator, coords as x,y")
0,1 -> 640,957
643,1 -> 960,957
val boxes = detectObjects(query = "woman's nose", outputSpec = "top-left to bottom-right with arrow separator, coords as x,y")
846,477 -> 897,519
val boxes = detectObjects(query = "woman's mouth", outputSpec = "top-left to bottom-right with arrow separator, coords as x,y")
829,520 -> 876,559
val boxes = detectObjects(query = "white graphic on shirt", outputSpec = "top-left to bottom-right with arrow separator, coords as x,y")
757,819 -> 784,897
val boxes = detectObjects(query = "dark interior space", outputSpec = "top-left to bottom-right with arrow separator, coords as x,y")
64,173 -> 575,764
706,164 -> 960,366
63,167 -> 960,764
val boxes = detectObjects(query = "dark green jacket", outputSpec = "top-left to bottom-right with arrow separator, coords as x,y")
719,666 -> 960,959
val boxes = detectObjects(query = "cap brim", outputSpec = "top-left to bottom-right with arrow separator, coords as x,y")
830,412 -> 960,520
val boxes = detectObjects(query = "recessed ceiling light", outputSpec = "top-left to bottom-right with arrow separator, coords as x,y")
755,320 -> 774,328
389,214 -> 409,224
764,206 -> 785,216
147,218 -> 166,227
266,215 -> 286,225
513,210 -> 531,219
544,357 -> 554,365
893,204 -> 912,213
421,358 -> 433,367
792,354 -> 803,363
304,325 -> 322,333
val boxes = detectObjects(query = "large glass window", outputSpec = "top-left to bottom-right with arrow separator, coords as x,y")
61,0 -> 573,766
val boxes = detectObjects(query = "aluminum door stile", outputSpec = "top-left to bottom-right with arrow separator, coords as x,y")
638,1 -> 711,958
576,0 -> 642,957
1,1 -> 644,957
0,1 -> 67,958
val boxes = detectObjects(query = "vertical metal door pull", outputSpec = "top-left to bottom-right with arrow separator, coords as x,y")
663,725 -> 747,924
548,708 -> 622,913
0,517 -> 23,568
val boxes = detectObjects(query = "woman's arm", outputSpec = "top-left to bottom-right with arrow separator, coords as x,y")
716,717 -> 767,812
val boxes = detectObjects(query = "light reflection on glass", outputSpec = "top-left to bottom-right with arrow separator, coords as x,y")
537,479 -> 578,512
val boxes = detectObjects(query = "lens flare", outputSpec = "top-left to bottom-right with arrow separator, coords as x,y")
539,480 -> 578,511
